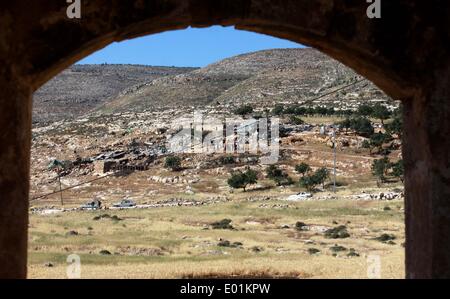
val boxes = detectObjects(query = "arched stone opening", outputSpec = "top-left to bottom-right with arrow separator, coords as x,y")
0,0 -> 449,279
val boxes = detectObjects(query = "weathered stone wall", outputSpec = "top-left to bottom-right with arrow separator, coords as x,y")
0,0 -> 449,278
0,76 -> 32,279
403,60 -> 450,278
2,1 -> 447,98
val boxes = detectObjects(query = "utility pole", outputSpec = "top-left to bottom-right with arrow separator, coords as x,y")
333,128 -> 337,193
58,172 -> 64,206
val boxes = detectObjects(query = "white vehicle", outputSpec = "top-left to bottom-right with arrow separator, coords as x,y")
112,199 -> 136,208
80,200 -> 102,210
285,192 -> 313,201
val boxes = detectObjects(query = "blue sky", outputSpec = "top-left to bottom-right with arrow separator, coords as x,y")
78,26 -> 304,67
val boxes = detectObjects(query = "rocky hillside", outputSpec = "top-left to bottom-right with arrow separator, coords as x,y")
33,48 -> 394,123
33,64 -> 197,123
96,48 -> 393,114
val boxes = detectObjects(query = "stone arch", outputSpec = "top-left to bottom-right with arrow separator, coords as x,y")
0,0 -> 449,278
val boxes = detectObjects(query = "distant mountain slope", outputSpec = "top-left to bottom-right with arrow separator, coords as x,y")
33,64 -> 197,123
96,48 -> 392,114
33,48 -> 394,124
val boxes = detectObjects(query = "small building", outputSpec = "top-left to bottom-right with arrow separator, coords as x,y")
93,160 -> 117,174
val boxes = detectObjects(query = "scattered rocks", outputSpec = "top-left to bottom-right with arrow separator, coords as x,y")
141,197 -> 228,209
251,246 -> 264,253
308,225 -> 329,233
148,175 -> 200,185
330,244 -> 347,253
308,248 -> 321,255
246,196 -> 274,202
295,222 -> 308,231
119,247 -> 165,256
211,219 -> 234,230
111,215 -> 123,221
324,226 -> 350,239
352,191 -> 404,201
93,214 -> 122,221
275,247 -> 290,253
258,203 -> 295,209
373,234 -> 396,243
347,248 -> 360,257
66,230 -> 79,236
217,240 -> 231,247
93,214 -> 111,221
217,240 -> 243,248
30,207 -> 64,215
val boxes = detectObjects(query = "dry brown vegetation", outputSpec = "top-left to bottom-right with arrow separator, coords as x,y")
28,197 -> 405,279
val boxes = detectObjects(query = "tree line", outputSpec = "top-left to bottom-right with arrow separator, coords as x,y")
227,163 -> 330,192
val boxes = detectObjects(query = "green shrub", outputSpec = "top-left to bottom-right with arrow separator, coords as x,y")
272,104 -> 284,116
369,132 -> 392,153
371,103 -> 391,125
234,105 -> 254,116
352,117 -> 375,137
165,156 -> 182,171
220,155 -> 235,165
391,160 -> 404,183
299,175 -> 318,192
357,104 -> 374,117
300,167 -> 330,191
295,163 -> 311,176
372,157 -> 390,184
386,115 -> 403,137
266,165 -> 293,186
362,140 -> 371,149
228,169 -> 258,192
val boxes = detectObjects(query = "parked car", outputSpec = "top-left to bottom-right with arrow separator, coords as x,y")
112,199 -> 136,208
286,192 -> 313,201
80,200 -> 102,210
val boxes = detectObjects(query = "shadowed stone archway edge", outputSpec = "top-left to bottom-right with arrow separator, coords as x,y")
0,0 -> 449,278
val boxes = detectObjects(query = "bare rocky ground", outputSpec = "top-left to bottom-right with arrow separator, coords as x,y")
29,110 -> 404,279
33,65 -> 197,123
30,108 -> 402,206
28,48 -> 404,279
33,48 -> 394,124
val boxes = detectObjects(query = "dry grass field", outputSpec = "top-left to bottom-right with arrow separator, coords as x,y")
28,197 -> 405,279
